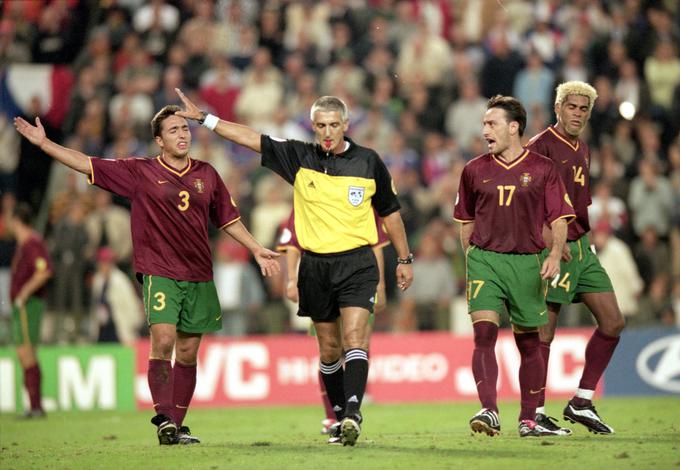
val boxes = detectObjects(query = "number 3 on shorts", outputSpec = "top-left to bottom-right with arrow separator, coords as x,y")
153,292 -> 166,311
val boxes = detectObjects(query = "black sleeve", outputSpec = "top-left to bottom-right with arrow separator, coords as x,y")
260,135 -> 307,184
371,152 -> 401,217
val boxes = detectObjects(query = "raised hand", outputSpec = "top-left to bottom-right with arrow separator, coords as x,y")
14,117 -> 46,147
174,88 -> 203,121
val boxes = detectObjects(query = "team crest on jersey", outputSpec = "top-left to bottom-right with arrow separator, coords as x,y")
348,186 -> 365,206
193,179 -> 205,193
519,172 -> 533,187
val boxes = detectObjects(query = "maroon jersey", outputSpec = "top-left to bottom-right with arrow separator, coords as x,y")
453,149 -> 575,253
11,233 -> 52,301
276,208 -> 389,252
89,156 -> 240,282
527,126 -> 591,240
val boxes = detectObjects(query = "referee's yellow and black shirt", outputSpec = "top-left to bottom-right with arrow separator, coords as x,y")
261,135 -> 400,254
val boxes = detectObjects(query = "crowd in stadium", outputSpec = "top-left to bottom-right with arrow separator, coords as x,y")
1,0 -> 680,345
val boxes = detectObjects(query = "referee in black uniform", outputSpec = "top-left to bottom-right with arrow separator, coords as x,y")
175,89 -> 413,447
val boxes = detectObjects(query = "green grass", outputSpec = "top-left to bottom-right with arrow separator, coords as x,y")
1,397 -> 679,470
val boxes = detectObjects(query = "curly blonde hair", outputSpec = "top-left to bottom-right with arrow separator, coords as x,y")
555,81 -> 598,111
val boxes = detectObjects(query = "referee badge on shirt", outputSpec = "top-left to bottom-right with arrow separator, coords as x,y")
348,186 -> 365,206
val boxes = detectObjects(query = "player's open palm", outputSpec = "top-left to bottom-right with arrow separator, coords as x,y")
174,88 -> 202,121
14,117 -> 46,147
254,248 -> 281,277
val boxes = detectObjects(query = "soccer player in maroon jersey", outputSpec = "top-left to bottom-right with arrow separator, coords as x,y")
454,95 -> 575,437
175,88 -> 413,447
14,109 -> 280,445
9,203 -> 53,418
276,208 -> 390,443
527,81 -> 625,434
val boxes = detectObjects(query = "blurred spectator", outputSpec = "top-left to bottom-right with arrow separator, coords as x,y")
395,19 -> 453,94
84,188 -> 132,268
88,247 -> 143,345
396,229 -> 456,331
614,59 -> 651,119
234,47 -> 283,129
283,0 -> 332,63
480,33 -> 523,98
249,174 -> 292,248
588,182 -> 628,233
634,226 -> 670,284
513,50 -> 554,129
30,1 -> 84,64
592,221 -> 643,319
559,48 -> 588,85
0,18 -> 31,64
213,236 -> 265,336
634,273 -> 675,326
0,113 -> 20,193
320,48 -> 367,103
153,65 -> 185,110
351,106 -> 395,156
589,75 -> 619,145
132,0 -> 179,58
672,278 -> 680,328
257,6 -> 284,65
644,39 -> 680,114
628,159 -> 674,237
50,199 -> 89,343
444,78 -> 487,154
259,108 -> 309,143
0,193 -> 17,333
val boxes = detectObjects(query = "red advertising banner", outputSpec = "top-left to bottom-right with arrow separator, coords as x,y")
135,330 -> 597,408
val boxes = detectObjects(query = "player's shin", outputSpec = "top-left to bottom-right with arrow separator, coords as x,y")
514,331 -> 544,421
172,361 -> 197,427
472,321 -> 499,412
343,348 -> 368,418
148,359 -> 175,418
573,328 -> 620,406
319,358 -> 345,421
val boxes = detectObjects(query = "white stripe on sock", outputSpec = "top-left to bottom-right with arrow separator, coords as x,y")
320,359 -> 343,375
575,388 -> 595,400
345,349 -> 368,363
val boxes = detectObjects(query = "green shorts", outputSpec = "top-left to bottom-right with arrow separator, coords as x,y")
12,297 -> 45,345
547,235 -> 614,304
142,275 -> 222,334
466,246 -> 548,328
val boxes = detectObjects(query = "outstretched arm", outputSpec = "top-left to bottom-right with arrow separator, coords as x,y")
175,88 -> 262,153
223,220 -> 281,277
14,117 -> 91,175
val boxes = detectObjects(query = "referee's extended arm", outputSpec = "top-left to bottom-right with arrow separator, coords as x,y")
175,88 -> 262,152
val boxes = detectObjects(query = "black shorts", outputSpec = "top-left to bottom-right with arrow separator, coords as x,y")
298,246 -> 379,322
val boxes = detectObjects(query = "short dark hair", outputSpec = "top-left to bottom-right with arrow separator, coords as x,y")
151,105 -> 182,137
487,95 -> 527,137
13,202 -> 33,226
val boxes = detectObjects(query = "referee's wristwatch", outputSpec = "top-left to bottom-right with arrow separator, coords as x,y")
397,253 -> 414,264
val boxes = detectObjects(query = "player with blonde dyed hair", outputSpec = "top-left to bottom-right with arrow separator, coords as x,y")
527,81 -> 624,435
554,81 -> 598,113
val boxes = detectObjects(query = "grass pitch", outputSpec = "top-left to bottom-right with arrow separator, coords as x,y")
1,397 -> 679,470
